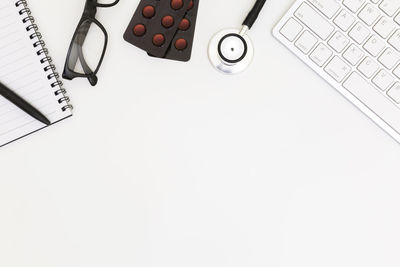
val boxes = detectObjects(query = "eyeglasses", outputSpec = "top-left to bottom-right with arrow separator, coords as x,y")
63,0 -> 119,86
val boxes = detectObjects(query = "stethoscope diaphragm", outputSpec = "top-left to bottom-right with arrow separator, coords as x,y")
218,33 -> 247,64
208,28 -> 254,75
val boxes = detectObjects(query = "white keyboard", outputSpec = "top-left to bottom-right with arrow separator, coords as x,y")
273,0 -> 400,142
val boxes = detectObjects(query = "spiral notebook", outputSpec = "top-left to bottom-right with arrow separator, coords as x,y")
0,0 -> 72,147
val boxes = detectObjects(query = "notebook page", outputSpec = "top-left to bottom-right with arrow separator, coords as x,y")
0,0 -> 71,146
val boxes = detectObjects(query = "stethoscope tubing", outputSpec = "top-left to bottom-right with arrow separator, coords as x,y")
242,0 -> 267,29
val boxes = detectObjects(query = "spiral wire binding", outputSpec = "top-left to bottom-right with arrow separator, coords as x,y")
15,0 -> 73,112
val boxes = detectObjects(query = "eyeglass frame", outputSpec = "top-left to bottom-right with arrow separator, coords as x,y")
62,0 -> 119,86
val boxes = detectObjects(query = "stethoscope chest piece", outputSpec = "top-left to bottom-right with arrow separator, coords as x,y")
208,0 -> 267,75
208,28 -> 254,75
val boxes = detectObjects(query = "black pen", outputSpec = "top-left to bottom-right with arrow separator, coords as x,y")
0,81 -> 51,125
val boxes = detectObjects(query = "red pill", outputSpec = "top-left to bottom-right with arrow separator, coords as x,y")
187,0 -> 194,10
133,24 -> 146,36
175,38 -> 187,50
161,15 -> 174,28
152,34 -> 165,46
178,18 -> 190,31
171,0 -> 183,10
142,5 -> 155,18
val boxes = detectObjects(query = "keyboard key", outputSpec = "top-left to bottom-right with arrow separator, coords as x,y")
343,44 -> 365,65
324,56 -> 351,82
363,35 -> 386,56
387,82 -> 400,103
373,17 -> 396,38
343,0 -> 365,13
378,48 -> 400,69
349,22 -> 370,44
334,9 -> 356,31
294,3 -> 335,40
358,4 -> 381,25
343,72 -> 400,130
388,29 -> 400,51
379,0 -> 400,16
358,57 -> 380,78
395,12 -> 400,24
372,69 -> 394,90
328,31 -> 350,52
310,43 -> 333,66
295,30 -> 318,54
280,18 -> 303,41
393,63 -> 400,78
308,0 -> 341,18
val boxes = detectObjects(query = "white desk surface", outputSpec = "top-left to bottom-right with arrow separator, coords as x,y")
1,0 -> 400,266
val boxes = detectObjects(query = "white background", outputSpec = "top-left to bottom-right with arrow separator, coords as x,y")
1,0 -> 400,266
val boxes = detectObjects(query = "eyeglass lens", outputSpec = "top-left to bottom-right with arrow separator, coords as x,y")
67,19 -> 106,76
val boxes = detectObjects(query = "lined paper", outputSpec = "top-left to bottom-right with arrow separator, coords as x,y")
0,0 -> 71,146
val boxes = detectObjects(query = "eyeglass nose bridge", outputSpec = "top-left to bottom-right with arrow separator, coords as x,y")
90,0 -> 120,8
83,0 -> 120,16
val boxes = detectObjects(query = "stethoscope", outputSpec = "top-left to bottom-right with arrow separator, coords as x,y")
208,0 -> 267,75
